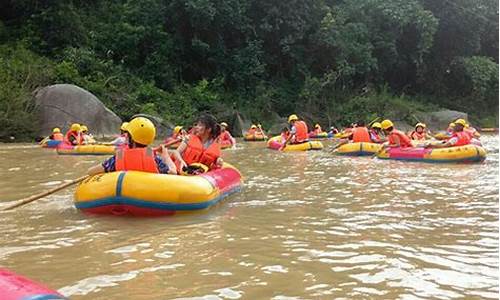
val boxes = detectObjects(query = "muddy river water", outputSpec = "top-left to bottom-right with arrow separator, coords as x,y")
0,135 -> 498,299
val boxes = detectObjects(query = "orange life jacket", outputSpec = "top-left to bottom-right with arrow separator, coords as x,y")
218,131 -> 233,143
52,132 -> 64,141
351,127 -> 371,143
247,128 -> 256,135
182,135 -> 221,168
115,147 -> 159,173
388,129 -> 412,147
64,131 -> 82,145
293,121 -> 308,143
451,131 -> 471,147
410,131 -> 426,141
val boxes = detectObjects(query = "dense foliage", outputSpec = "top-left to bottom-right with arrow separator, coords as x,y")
0,0 -> 497,139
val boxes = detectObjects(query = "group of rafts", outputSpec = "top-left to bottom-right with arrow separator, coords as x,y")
38,114 -> 487,218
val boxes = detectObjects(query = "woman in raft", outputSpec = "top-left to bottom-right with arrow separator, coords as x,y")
88,117 -> 177,175
172,113 -> 224,171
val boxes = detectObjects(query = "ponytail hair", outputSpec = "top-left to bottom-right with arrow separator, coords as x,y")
196,113 -> 221,139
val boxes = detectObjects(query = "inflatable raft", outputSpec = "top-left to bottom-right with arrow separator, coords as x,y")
56,144 -> 116,155
376,145 -> 486,163
243,133 -> 267,141
334,142 -> 382,156
267,136 -> 323,151
74,163 -> 242,216
0,268 -> 65,300
40,139 -> 62,148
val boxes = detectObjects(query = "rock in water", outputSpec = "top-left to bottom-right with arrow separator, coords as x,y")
35,84 -> 122,137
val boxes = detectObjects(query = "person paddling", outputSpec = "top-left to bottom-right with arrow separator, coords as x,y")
217,122 -> 236,146
282,114 -> 308,148
88,117 -> 177,175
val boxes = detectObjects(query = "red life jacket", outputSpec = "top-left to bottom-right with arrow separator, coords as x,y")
64,131 -> 82,145
115,147 -> 159,173
218,131 -> 233,143
410,131 -> 426,141
52,132 -> 64,141
182,135 -> 221,168
293,121 -> 308,143
451,131 -> 471,147
388,129 -> 412,147
351,127 -> 371,143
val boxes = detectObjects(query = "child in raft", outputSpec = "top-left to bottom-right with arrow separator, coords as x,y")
381,119 -> 413,148
88,117 -> 177,175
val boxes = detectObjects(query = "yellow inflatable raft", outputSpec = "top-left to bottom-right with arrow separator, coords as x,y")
376,145 -> 486,163
335,142 -> 382,156
74,163 -> 242,216
267,136 -> 323,151
57,144 -> 116,155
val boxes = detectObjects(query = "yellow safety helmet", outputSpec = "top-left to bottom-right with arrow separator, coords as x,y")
454,119 -> 467,126
415,123 -> 426,129
251,124 -> 257,129
381,119 -> 394,130
288,114 -> 299,122
371,122 -> 382,129
315,124 -> 320,128
220,122 -> 228,127
120,122 -> 129,131
448,122 -> 456,128
70,123 -> 81,132
52,127 -> 61,133
173,125 -> 183,134
81,125 -> 88,132
127,117 -> 156,145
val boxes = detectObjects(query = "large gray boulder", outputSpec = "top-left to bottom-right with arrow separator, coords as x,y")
415,109 -> 468,130
35,84 -> 122,137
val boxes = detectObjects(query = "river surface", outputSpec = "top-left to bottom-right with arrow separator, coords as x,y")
0,135 -> 498,299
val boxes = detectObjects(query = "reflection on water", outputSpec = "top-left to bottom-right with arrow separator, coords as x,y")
0,135 -> 498,299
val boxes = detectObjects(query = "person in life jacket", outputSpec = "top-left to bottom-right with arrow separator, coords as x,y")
369,122 -> 385,143
425,118 -> 472,148
173,113 -> 224,171
49,128 -> 64,141
409,123 -> 431,141
217,122 -> 236,146
80,125 -> 96,144
163,125 -> 186,146
247,124 -> 257,136
88,117 -> 177,175
312,124 -> 323,135
283,114 -> 309,147
280,127 -> 290,144
464,123 -> 481,139
109,122 -> 129,146
381,119 -> 412,148
64,123 -> 83,146
349,120 -> 371,143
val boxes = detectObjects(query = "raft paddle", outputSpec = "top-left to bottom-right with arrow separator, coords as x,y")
3,175 -> 89,211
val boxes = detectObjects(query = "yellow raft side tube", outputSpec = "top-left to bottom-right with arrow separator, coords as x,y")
377,144 -> 487,163
57,145 -> 116,155
283,140 -> 323,152
335,142 -> 382,156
